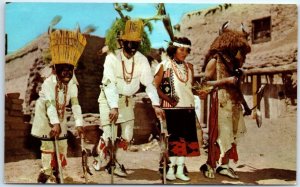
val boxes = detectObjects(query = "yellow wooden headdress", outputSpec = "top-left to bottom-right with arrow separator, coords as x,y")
49,29 -> 87,67
120,19 -> 144,42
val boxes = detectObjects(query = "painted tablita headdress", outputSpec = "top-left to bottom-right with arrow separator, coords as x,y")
121,19 -> 144,42
105,18 -> 151,55
49,28 -> 87,67
105,3 -> 165,55
105,3 -> 175,55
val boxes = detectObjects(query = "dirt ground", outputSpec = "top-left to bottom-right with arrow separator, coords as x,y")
4,107 -> 297,185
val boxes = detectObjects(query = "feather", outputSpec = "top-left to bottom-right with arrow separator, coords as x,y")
222,21 -> 229,30
75,23 -> 81,33
241,22 -> 248,34
162,14 -> 174,41
219,21 -> 229,35
123,3 -> 133,12
83,25 -> 97,34
48,15 -> 62,34
50,15 -> 62,27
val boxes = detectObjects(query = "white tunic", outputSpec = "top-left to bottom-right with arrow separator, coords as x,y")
99,49 -> 160,108
31,74 -> 83,140
157,59 -> 195,108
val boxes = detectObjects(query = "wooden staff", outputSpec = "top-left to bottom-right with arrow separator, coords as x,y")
81,134 -> 93,183
159,117 -> 169,184
53,137 -> 64,184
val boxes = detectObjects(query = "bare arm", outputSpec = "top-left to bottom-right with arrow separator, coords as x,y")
204,58 -> 251,115
198,58 -> 236,99
205,58 -> 238,86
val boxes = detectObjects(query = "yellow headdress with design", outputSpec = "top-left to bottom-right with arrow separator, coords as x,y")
120,19 -> 144,42
49,29 -> 87,67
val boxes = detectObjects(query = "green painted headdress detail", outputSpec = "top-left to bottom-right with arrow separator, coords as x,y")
105,3 -> 169,55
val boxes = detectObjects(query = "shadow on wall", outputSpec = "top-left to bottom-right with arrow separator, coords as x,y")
75,35 -> 106,114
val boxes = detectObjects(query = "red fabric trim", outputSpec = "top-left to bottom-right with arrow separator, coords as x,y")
169,138 -> 200,157
117,138 -> 128,151
98,140 -> 109,159
99,141 -> 105,150
207,90 -> 219,168
50,153 -> 67,169
227,143 -> 238,163
187,142 -> 201,156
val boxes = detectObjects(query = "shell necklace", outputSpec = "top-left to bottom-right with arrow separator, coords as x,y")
55,82 -> 68,121
171,59 -> 189,83
121,55 -> 135,84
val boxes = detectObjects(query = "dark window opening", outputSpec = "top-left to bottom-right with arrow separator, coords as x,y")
251,16 -> 271,44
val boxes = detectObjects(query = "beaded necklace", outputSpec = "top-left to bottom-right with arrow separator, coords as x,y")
171,59 -> 189,83
55,82 -> 68,121
121,56 -> 135,84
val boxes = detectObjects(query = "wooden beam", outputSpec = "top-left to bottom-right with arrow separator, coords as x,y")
243,63 -> 297,75
252,75 -> 258,117
195,63 -> 297,78
257,75 -> 261,110
200,99 -> 205,125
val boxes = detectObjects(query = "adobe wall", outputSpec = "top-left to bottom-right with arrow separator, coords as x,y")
5,93 -> 40,162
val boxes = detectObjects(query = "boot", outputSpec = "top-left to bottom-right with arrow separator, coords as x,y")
216,164 -> 239,179
175,157 -> 190,181
200,163 -> 215,179
62,167 -> 73,182
166,156 -> 176,181
113,164 -> 127,177
92,138 -> 109,171
37,171 -> 50,183
112,145 -> 127,177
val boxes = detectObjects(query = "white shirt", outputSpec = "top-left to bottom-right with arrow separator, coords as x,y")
100,49 -> 160,108
31,74 -> 83,139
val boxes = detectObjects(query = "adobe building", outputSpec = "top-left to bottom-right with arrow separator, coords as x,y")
176,4 -> 297,121
5,31 -> 160,161
5,33 -> 106,115
5,4 -> 297,161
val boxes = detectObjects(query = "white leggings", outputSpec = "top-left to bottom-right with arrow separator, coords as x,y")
40,139 -> 68,175
101,120 -> 134,143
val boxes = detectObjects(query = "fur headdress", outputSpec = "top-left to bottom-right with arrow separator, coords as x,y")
204,21 -> 251,67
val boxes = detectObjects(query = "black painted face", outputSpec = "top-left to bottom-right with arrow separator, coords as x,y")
55,64 -> 74,85
122,40 -> 140,57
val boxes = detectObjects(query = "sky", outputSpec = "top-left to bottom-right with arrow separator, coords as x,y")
5,2 -> 217,54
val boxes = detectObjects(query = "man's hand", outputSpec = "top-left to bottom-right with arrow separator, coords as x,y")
167,98 -> 178,107
161,127 -> 168,135
153,106 -> 165,120
197,90 -> 209,100
50,123 -> 61,138
109,108 -> 119,123
76,126 -> 85,137
243,105 -> 252,116
225,76 -> 239,85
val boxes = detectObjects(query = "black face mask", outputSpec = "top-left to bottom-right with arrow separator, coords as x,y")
55,64 -> 74,85
122,41 -> 140,56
